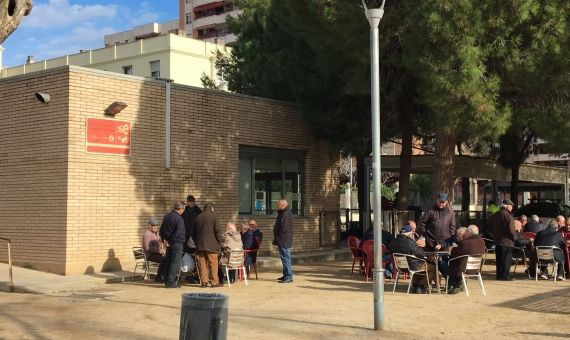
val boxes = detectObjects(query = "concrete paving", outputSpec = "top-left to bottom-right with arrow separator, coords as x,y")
0,248 -> 351,294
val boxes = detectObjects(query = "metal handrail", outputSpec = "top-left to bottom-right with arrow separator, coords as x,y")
0,237 -> 14,292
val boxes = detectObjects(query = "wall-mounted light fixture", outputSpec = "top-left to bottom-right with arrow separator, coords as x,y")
105,101 -> 128,116
34,92 -> 50,104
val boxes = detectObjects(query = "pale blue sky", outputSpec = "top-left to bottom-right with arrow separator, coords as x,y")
2,0 -> 179,67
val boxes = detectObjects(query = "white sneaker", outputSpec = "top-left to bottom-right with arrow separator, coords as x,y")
540,274 -> 549,280
557,276 -> 566,281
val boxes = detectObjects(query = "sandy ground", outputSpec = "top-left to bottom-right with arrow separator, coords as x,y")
1,260 -> 569,340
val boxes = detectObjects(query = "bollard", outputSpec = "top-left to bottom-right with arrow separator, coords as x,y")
180,293 -> 229,340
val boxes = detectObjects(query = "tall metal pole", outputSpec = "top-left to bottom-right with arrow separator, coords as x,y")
363,0 -> 385,331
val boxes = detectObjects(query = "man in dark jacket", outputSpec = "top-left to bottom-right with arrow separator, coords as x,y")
447,225 -> 486,293
418,193 -> 456,250
390,225 -> 436,294
194,202 -> 224,287
160,201 -> 186,288
491,199 -> 516,281
523,215 -> 546,233
531,220 -> 566,280
182,195 -> 202,252
273,199 -> 294,283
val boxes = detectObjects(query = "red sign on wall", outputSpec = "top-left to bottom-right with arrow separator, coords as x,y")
86,118 -> 131,156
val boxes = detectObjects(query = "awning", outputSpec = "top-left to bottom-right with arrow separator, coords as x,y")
193,1 -> 224,12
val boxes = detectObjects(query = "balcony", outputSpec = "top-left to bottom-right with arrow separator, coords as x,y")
192,9 -> 242,30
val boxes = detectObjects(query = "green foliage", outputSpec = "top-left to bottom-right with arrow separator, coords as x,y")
381,184 -> 396,201
410,175 -> 432,201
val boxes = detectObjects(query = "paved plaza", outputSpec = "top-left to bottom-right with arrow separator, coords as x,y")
1,260 -> 569,339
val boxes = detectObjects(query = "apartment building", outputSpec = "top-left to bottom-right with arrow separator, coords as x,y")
0,34 -> 229,87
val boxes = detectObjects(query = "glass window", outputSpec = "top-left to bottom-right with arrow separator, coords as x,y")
239,147 -> 304,216
150,60 -> 160,77
123,65 -> 132,75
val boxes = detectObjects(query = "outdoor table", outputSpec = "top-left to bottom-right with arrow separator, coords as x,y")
424,250 -> 451,294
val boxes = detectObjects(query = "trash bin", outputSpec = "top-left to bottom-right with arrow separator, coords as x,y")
179,293 -> 229,340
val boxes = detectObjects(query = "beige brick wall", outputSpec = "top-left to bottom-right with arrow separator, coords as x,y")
0,70 -> 69,274
1,66 -> 339,275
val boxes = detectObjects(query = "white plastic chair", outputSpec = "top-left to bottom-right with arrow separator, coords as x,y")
392,253 -> 431,294
535,246 -> 565,282
445,254 -> 486,296
221,249 -> 248,287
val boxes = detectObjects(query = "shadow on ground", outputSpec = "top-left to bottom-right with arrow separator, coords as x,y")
494,287 -> 570,315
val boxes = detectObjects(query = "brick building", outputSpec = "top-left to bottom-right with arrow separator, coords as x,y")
0,66 -> 339,275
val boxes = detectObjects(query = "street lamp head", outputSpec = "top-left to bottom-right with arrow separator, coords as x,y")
361,0 -> 386,28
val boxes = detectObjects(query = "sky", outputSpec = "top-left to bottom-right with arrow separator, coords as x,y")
1,0 -> 179,67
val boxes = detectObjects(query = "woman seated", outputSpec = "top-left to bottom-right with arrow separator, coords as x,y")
221,222 -> 243,283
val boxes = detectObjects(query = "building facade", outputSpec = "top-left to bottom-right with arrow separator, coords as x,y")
0,34 -> 228,88
0,66 -> 339,275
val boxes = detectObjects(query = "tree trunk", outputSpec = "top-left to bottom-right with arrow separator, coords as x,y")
461,177 -> 470,211
356,155 -> 371,236
397,115 -> 413,211
0,0 -> 32,44
432,131 -> 456,202
511,164 -> 520,208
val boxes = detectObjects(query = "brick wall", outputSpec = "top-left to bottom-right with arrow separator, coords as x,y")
0,69 -> 69,274
1,66 -> 339,275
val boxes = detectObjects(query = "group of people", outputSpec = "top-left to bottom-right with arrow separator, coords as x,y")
364,193 -> 569,293
142,195 -> 295,288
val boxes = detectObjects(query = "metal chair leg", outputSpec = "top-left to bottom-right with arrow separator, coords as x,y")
407,272 -> 414,294
226,267 -> 231,287
535,263 -> 538,281
462,274 -> 469,297
554,263 -> 558,282
478,273 -> 486,296
425,271 -> 432,295
243,267 -> 248,286
393,270 -> 399,293
445,275 -> 449,294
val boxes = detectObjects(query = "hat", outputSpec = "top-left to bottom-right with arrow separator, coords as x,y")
186,195 -> 196,202
148,218 -> 160,226
437,193 -> 448,201
502,199 -> 514,206
400,225 -> 413,234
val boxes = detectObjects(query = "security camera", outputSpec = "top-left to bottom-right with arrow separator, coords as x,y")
34,92 -> 50,104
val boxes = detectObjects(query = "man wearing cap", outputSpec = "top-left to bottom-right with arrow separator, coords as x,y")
142,218 -> 166,282
160,201 -> 187,288
389,225 -> 435,293
182,195 -> 202,252
491,199 -> 516,281
418,193 -> 456,251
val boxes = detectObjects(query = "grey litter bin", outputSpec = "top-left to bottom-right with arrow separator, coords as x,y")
180,293 -> 229,340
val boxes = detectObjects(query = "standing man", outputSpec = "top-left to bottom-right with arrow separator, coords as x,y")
273,199 -> 294,283
491,199 -> 516,281
182,195 -> 202,252
418,193 -> 456,250
194,202 -> 224,288
160,202 -> 186,288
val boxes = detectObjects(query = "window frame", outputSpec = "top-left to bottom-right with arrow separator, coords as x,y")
122,65 -> 132,75
239,146 -> 305,217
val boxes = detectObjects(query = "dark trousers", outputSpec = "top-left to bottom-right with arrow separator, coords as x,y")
164,241 -> 183,288
495,245 -> 513,279
529,250 -> 565,277
146,253 -> 166,280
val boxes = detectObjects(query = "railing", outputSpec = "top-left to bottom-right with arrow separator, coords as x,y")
0,237 -> 14,292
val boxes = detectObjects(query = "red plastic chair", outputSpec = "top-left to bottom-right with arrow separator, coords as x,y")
361,240 -> 374,281
348,236 -> 365,276
522,231 -> 537,240
243,240 -> 261,280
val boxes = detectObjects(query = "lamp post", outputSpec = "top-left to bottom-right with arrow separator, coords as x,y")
362,0 -> 385,331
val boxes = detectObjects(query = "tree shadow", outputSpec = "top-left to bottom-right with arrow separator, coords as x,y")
494,287 -> 570,315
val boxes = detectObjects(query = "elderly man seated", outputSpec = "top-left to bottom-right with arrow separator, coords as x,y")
447,225 -> 486,294
142,218 -> 167,282
531,220 -> 566,281
389,225 -> 436,294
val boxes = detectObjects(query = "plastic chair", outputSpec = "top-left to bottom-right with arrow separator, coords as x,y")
132,247 -> 159,280
361,240 -> 374,282
535,246 -> 565,282
348,236 -> 365,276
221,249 -> 248,287
445,254 -> 486,296
482,238 -> 495,267
392,253 -> 432,294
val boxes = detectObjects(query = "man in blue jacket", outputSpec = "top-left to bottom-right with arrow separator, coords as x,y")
160,201 -> 186,288
273,199 -> 294,283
